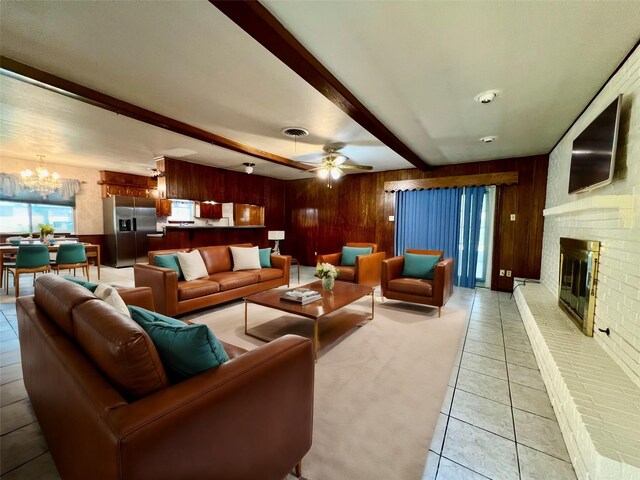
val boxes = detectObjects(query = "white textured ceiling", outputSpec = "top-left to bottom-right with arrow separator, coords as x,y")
0,1 -> 639,179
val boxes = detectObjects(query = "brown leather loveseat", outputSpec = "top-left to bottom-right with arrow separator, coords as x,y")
134,244 -> 291,316
17,274 -> 314,480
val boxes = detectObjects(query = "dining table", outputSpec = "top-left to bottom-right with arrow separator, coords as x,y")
0,243 -> 101,288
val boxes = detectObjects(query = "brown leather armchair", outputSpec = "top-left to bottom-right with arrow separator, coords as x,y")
317,242 -> 386,287
17,275 -> 314,480
381,249 -> 454,317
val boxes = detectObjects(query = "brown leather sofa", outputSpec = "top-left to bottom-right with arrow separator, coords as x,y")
134,244 -> 291,316
381,249 -> 455,317
317,242 -> 385,287
17,274 -> 314,480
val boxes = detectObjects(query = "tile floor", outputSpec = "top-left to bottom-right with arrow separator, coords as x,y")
0,268 -> 577,480
423,288 -> 577,480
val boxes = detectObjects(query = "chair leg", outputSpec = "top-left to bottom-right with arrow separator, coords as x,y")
438,307 -> 442,318
294,462 -> 302,478
15,273 -> 19,298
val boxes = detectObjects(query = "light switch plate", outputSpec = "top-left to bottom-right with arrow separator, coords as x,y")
499,269 -> 505,276
510,214 -> 516,221
388,215 -> 395,221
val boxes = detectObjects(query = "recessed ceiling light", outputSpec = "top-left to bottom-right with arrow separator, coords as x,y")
281,127 -> 309,138
480,136 -> 496,143
474,90 -> 499,104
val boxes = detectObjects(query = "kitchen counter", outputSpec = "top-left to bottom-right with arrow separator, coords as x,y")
150,225 -> 269,250
164,225 -> 265,230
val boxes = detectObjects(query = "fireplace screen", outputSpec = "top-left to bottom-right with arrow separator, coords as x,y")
558,238 -> 600,336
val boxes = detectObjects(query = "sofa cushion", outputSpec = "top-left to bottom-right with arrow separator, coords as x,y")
388,278 -> 434,297
259,248 -> 272,268
73,300 -> 170,400
129,306 -> 229,381
94,284 -> 130,317
341,246 -> 373,266
402,253 -> 440,280
244,268 -> 283,282
178,279 -> 220,301
36,275 -> 97,337
198,246 -> 232,274
230,246 -> 261,271
153,254 -> 184,280
208,271 -> 259,291
177,250 -> 209,281
62,276 -> 100,293
336,265 -> 355,282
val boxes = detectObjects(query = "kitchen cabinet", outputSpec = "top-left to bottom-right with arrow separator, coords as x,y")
199,203 -> 222,219
156,199 -> 172,217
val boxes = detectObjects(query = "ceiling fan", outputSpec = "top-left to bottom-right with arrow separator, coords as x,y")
302,146 -> 373,187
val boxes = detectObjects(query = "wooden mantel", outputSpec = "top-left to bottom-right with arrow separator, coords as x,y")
384,172 -> 519,192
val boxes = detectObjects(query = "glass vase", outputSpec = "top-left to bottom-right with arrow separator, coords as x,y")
322,276 -> 335,291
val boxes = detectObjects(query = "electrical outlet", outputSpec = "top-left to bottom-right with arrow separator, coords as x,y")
388,215 -> 395,222
499,269 -> 505,276
506,270 -> 512,277
510,214 -> 516,221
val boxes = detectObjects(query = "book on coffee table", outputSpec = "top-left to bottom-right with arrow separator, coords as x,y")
281,287 -> 322,305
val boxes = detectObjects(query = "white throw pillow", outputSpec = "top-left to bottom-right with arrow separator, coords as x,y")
230,246 -> 261,271
94,284 -> 130,317
176,250 -> 209,281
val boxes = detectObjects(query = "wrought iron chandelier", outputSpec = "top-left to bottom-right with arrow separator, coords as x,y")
20,155 -> 61,197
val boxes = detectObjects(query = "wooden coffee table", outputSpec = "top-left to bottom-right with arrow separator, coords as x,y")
244,280 -> 374,360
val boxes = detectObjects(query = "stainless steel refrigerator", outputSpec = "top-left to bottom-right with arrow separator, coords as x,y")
103,196 -> 157,267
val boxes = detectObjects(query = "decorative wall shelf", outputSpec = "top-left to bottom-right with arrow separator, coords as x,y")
543,195 -> 634,227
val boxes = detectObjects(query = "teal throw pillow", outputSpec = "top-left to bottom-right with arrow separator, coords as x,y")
128,306 -> 229,380
340,246 -> 373,267
402,253 -> 440,280
153,254 -> 184,280
259,248 -> 272,268
63,276 -> 100,293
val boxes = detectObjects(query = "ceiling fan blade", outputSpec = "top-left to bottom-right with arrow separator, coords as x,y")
340,164 -> 373,171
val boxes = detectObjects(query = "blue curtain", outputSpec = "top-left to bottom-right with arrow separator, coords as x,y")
394,186 -> 485,289
394,188 -> 462,261
458,186 -> 485,288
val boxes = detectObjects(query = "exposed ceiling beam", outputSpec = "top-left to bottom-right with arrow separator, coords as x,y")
0,56 -> 313,171
211,0 -> 430,172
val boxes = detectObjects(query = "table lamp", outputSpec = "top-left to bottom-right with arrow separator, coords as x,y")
267,230 -> 285,255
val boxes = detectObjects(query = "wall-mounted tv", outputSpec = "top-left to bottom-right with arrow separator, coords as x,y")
568,94 -> 622,194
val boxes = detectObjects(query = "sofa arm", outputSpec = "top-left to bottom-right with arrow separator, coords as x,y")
317,252 -> 341,265
133,264 -> 178,316
381,256 -> 404,296
432,258 -> 455,307
355,251 -> 386,287
270,254 -> 291,282
118,287 -> 155,311
107,335 -> 314,479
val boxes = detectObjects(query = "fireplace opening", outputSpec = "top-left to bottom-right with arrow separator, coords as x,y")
558,238 -> 600,336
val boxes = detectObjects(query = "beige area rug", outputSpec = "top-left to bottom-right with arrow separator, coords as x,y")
186,287 -> 475,480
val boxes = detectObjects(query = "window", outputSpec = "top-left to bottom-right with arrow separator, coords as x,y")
168,200 -> 195,222
0,200 -> 75,233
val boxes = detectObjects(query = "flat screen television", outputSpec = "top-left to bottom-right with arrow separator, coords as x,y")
568,94 -> 622,194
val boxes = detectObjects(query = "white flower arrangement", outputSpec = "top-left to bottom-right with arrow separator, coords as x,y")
316,262 -> 339,279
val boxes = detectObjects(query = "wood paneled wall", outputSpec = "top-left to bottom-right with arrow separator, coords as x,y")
284,155 -> 548,291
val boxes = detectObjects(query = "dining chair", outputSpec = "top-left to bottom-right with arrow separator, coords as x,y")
52,243 -> 89,281
7,245 -> 52,297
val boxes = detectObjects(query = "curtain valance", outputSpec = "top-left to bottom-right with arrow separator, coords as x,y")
384,172 -> 518,192
0,172 -> 82,202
